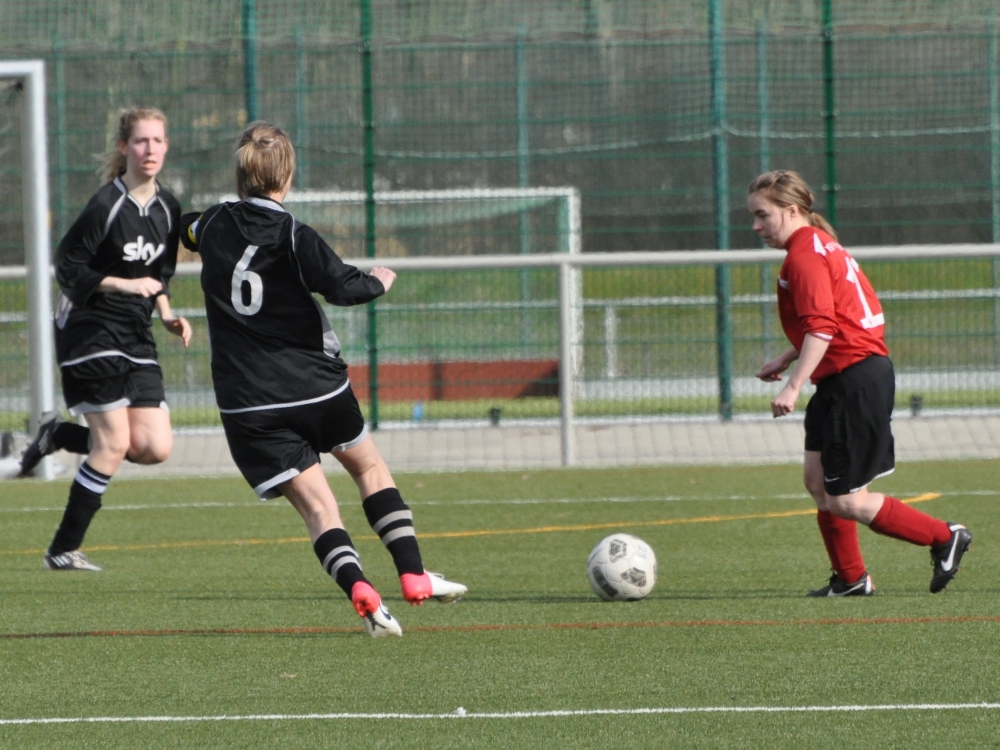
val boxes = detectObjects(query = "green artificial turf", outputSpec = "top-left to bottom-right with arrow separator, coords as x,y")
1,461 -> 998,748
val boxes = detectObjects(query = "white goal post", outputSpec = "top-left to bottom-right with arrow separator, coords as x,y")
1,61 -> 55,479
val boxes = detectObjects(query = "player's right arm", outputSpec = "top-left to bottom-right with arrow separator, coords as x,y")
756,346 -> 799,382
770,333 -> 830,417
55,195 -> 112,306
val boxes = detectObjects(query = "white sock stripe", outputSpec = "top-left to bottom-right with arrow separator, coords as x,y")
78,463 -> 109,484
372,510 -> 413,535
321,546 -> 357,574
380,527 -> 416,545
329,555 -> 362,579
75,467 -> 109,495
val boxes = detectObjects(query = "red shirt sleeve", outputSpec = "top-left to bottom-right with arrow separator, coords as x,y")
785,236 -> 838,341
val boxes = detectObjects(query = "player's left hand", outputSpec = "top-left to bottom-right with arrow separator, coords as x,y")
770,383 -> 800,418
163,316 -> 192,347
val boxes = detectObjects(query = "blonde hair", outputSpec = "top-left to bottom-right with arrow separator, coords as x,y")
235,122 -> 295,199
747,170 -> 838,240
100,106 -> 168,183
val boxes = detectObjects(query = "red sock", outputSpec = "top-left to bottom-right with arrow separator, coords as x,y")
817,510 -> 867,583
868,496 -> 951,547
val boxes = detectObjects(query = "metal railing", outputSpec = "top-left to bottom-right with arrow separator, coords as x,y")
5,243 -> 999,470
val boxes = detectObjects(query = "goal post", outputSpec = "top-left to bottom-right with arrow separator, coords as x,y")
1,60 -> 55,479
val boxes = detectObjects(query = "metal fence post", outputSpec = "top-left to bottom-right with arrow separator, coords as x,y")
516,25 -> 532,354
294,28 -> 309,189
989,20 -> 1000,364
757,17 -> 773,362
242,0 -> 259,122
360,0 -> 380,428
559,258 -> 575,466
822,0 -> 837,227
710,0 -> 733,420
54,35 -> 69,240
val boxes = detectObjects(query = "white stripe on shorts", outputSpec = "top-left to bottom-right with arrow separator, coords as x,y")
253,468 -> 301,501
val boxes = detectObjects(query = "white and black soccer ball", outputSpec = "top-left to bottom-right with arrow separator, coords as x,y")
587,533 -> 657,601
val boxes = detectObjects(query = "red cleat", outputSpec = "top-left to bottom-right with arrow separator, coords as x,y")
350,581 -> 382,617
401,571 -> 468,605
400,572 -> 433,605
351,581 -> 402,637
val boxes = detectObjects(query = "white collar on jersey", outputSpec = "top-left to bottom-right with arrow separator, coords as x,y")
113,176 -> 161,217
245,196 -> 286,213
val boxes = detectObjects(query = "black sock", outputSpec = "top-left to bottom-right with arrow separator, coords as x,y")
313,528 -> 368,598
362,487 -> 424,576
52,423 -> 91,455
49,462 -> 109,555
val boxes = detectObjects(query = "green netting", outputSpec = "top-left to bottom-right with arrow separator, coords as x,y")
1,2 -> 999,264
1,1 -> 999,429
1,1 -> 998,48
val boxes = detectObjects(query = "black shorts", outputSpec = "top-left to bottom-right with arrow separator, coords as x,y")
61,359 -> 167,416
220,384 -> 368,500
804,355 -> 895,496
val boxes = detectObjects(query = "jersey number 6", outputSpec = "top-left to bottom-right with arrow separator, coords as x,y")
231,245 -> 263,316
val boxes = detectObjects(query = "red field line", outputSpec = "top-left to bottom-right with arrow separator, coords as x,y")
3,614 -> 998,640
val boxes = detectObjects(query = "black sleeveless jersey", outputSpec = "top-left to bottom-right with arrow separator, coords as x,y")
54,177 -> 181,371
189,197 -> 384,413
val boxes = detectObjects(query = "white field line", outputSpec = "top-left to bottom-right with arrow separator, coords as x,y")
3,703 -> 1000,726
2,490 -> 994,514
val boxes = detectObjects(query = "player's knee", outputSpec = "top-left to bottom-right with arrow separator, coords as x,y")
826,493 -> 863,520
803,474 -> 826,502
94,433 -> 131,462
129,435 -> 172,464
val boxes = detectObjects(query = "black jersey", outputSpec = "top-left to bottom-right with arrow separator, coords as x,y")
190,197 -> 384,413
54,177 -> 181,370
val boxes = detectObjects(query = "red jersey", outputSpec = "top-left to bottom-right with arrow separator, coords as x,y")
777,226 -> 889,384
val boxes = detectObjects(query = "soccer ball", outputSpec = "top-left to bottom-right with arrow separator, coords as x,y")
587,533 -> 657,601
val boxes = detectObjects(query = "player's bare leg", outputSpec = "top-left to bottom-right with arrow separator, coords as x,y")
334,436 -> 467,604
816,448 -> 970,593
84,408 -> 132,476
281,463 -> 345,542
125,406 -> 173,465
280,464 -> 400,636
825,475 -> 970,593
333,434 -> 394,496
804,451 -> 871,596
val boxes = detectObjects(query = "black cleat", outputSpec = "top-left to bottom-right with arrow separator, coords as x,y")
807,571 -> 874,597
18,411 -> 62,477
929,523 -> 972,594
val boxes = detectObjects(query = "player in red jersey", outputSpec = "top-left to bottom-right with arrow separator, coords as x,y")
749,170 -> 971,596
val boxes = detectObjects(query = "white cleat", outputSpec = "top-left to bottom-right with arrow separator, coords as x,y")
43,549 -> 102,572
428,571 -> 468,603
363,603 -> 403,638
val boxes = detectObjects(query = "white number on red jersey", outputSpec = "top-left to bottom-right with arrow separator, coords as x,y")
844,256 -> 884,329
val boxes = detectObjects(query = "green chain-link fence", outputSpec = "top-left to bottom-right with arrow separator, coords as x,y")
1,0 -> 999,432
